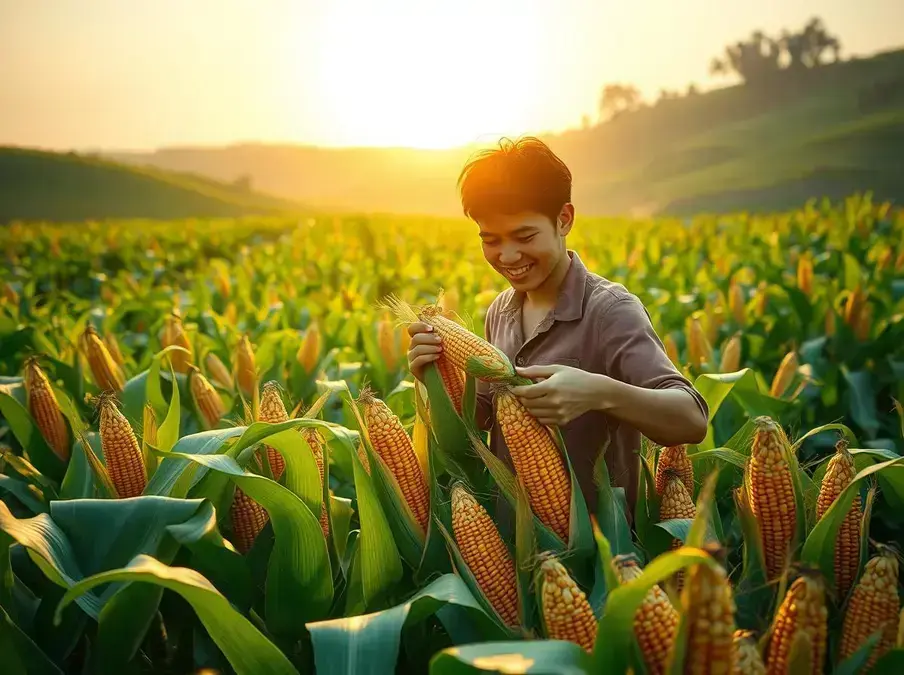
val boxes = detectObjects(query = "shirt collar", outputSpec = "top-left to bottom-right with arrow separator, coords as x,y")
501,249 -> 588,322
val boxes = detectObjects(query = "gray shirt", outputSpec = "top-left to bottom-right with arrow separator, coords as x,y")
475,250 -> 708,518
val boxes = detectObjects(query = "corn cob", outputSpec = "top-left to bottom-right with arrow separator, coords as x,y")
99,394 -> 147,498
797,255 -> 813,297
297,322 -> 321,374
80,325 -> 125,392
235,335 -> 257,397
769,351 -> 798,398
386,299 -> 515,382
436,353 -> 465,414
539,555 -> 597,653
494,387 -> 571,542
655,445 -> 694,497
358,387 -> 430,532
659,468 -> 697,590
24,359 -> 70,461
377,315 -> 401,370
664,334 -> 680,365
688,315 -> 712,367
746,416 -> 797,581
733,630 -> 766,675
765,572 -> 827,675
450,483 -> 519,627
671,546 -> 737,675
855,302 -> 872,342
161,313 -> 193,373
189,367 -> 225,430
205,352 -> 234,390
259,381 -> 288,480
844,287 -> 864,328
230,487 -> 269,554
613,554 -> 679,675
824,307 -> 836,338
301,427 -> 330,538
720,333 -> 742,372
729,281 -> 746,325
815,439 -> 861,600
754,281 -> 768,318
103,332 -> 125,368
839,546 -> 900,670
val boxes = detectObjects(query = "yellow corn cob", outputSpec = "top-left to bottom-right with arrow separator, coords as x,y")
205,352 -> 234,390
655,444 -> 694,497
401,302 -> 515,382
189,367 -> 226,430
301,428 -> 330,539
614,554 -> 679,675
224,302 -> 237,325
824,307 -> 836,338
161,314 -> 193,373
688,315 -> 712,367
659,469 -> 697,590
839,547 -> 900,670
797,254 -> 813,297
235,335 -> 257,397
733,630 -> 766,675
142,402 -> 158,448
259,381 -> 288,480
670,546 -> 737,675
377,315 -> 400,371
230,487 -> 269,554
755,281 -> 768,318
729,281 -> 746,325
436,353 -> 465,415
103,332 -> 125,368
494,387 -> 571,542
815,439 -> 861,600
844,287 -> 864,328
720,333 -> 742,372
99,394 -> 147,498
664,334 -> 680,365
80,325 -> 125,392
746,416 -> 797,581
765,572 -> 827,675
358,387 -> 430,532
450,483 -> 519,627
24,359 -> 70,461
539,555 -> 597,653
441,286 -> 460,314
769,351 -> 798,398
297,322 -> 321,374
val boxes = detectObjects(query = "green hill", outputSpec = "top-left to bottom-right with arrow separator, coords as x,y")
0,147 -> 305,223
107,47 -> 904,217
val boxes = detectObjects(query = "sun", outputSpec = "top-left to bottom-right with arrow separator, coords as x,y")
314,1 -> 544,149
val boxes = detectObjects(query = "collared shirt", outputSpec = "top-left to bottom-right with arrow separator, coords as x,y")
475,250 -> 708,521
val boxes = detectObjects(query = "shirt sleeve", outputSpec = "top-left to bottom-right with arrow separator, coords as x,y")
598,296 -> 709,423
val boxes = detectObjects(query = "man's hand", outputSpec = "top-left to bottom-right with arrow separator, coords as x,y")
406,322 -> 442,382
510,364 -> 608,427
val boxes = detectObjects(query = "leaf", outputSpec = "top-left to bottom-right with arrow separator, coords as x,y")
307,574 -> 505,675
0,605 -> 64,675
429,640 -> 593,674
0,391 -> 66,483
54,554 -> 299,675
840,368 -> 879,439
156,363 -> 181,452
593,452 -> 634,558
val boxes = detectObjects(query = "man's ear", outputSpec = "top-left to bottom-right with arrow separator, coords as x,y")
557,203 -> 575,236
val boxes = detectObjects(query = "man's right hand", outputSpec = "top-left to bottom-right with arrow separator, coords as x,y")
407,322 -> 442,382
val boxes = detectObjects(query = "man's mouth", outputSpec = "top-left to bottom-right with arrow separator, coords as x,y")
501,263 -> 533,280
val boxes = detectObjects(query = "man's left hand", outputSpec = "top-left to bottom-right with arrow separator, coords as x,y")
510,364 -> 608,427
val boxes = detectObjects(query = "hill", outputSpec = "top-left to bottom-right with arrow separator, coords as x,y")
0,147 -> 305,223
106,47 -> 904,217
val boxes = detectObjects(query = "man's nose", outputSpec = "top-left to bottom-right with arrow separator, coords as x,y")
498,244 -> 522,265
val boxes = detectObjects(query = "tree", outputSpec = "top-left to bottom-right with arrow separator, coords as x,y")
598,83 -> 643,120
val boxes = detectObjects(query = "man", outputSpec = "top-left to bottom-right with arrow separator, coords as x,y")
406,136 -> 708,517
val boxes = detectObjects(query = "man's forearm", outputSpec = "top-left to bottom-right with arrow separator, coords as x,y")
593,375 -> 707,446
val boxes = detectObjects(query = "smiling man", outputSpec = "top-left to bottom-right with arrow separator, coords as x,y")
407,136 -> 708,518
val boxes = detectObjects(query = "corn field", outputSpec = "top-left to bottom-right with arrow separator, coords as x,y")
0,193 -> 903,674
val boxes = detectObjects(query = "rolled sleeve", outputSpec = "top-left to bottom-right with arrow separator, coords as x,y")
599,297 -> 709,422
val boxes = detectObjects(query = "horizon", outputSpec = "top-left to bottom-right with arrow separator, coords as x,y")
3,0 -> 904,153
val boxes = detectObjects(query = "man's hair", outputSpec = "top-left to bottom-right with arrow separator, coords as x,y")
457,136 -> 572,224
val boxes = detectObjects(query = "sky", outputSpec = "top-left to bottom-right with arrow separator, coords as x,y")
2,0 -> 903,151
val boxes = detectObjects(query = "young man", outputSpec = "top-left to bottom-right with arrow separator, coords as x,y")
406,136 -> 708,517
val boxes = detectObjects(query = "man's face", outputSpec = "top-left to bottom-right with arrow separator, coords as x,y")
477,209 -> 571,291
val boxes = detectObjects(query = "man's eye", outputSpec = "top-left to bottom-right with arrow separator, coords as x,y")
518,234 -> 537,243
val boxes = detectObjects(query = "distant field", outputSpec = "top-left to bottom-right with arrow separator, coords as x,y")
0,147 -> 305,223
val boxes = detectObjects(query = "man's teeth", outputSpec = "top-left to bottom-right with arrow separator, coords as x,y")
506,264 -> 531,276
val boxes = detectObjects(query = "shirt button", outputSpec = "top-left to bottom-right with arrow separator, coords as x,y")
515,356 -> 525,366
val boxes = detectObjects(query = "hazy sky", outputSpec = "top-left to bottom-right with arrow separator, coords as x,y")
2,0 -> 902,150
